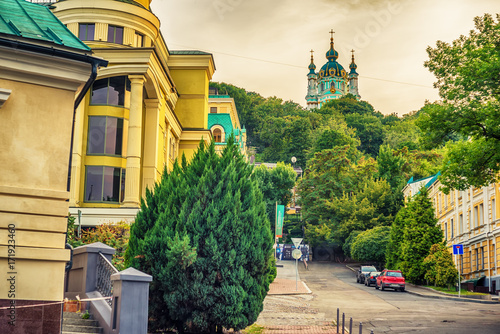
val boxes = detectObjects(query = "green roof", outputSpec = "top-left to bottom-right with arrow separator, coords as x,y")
208,113 -> 233,135
0,0 -> 90,51
209,95 -> 231,98
170,50 -> 212,55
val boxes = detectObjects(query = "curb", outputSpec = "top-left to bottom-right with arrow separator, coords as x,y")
344,265 -> 498,304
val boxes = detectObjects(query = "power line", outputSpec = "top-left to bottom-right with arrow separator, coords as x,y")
169,43 -> 435,89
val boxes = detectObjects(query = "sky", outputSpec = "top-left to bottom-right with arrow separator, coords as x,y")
151,0 -> 498,116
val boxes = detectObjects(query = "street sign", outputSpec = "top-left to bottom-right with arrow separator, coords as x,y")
276,205 -> 285,238
292,249 -> 302,260
453,244 -> 464,255
291,238 -> 303,248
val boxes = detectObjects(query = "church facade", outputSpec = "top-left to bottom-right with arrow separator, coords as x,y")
306,31 -> 360,110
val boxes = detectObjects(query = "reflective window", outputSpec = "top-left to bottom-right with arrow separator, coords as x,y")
79,23 -> 95,41
91,76 -> 130,107
87,116 -> 123,156
213,128 -> 222,143
108,25 -> 123,44
85,166 -> 125,203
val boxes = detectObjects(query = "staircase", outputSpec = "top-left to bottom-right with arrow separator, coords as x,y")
62,312 -> 103,334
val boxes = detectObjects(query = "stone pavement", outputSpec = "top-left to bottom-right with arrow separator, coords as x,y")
256,260 -> 339,334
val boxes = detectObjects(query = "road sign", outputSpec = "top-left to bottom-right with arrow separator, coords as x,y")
291,238 -> 303,248
453,244 -> 463,255
292,249 -> 302,260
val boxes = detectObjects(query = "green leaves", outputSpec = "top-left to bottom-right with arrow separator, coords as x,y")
423,243 -> 459,288
125,138 -> 273,333
420,14 -> 500,190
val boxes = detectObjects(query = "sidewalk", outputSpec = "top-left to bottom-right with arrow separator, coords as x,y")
268,260 -> 312,295
256,261 -> 338,334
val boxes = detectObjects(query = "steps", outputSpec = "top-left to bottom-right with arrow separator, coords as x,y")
62,312 -> 103,334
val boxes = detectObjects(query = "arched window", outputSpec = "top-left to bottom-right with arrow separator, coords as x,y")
213,128 -> 222,143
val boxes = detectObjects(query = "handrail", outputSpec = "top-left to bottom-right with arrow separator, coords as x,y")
96,252 -> 119,306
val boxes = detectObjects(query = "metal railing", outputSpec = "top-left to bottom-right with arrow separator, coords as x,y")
25,0 -> 58,3
337,308 -> 374,334
96,252 -> 119,306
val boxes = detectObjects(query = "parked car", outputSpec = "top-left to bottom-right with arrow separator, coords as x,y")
364,271 -> 381,287
356,265 -> 377,284
376,269 -> 405,291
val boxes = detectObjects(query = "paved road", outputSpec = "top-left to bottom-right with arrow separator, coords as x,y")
300,262 -> 500,334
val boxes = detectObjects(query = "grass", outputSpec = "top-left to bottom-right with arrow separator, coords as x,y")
424,285 -> 489,296
243,324 -> 265,334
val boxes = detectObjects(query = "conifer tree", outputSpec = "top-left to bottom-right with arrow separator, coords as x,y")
125,138 -> 273,333
386,186 -> 443,283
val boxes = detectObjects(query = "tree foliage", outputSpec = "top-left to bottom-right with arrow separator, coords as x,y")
386,187 -> 443,283
125,139 -> 274,333
419,14 -> 500,191
423,243 -> 459,289
252,162 -> 296,222
351,226 -> 391,264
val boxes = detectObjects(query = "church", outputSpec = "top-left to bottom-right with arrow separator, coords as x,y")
306,30 -> 360,109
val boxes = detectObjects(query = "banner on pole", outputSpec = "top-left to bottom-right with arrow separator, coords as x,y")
276,205 -> 285,238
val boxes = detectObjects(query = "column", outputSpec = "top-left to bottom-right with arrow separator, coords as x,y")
123,75 -> 146,207
143,99 -> 161,197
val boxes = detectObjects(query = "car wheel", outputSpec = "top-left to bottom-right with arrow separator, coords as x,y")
356,277 -> 359,283
375,283 -> 379,290
400,287 -> 405,292
381,283 -> 385,291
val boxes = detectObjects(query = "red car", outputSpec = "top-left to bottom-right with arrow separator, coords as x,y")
376,269 -> 405,292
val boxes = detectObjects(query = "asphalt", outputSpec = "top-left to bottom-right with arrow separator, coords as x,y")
256,260 -> 499,334
344,264 -> 499,305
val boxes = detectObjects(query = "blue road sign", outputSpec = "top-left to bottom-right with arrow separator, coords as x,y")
453,244 -> 464,255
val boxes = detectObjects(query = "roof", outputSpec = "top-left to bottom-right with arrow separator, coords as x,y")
0,0 -> 90,51
209,95 -> 231,98
56,0 -> 147,9
208,113 -> 233,135
170,50 -> 212,55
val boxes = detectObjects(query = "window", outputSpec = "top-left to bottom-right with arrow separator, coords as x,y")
213,128 -> 222,143
476,248 -> 479,271
492,199 -> 496,221
444,222 -> 448,241
108,25 -> 124,44
459,214 -> 463,234
479,203 -> 484,225
91,76 -> 130,107
134,32 -> 144,47
87,116 -> 123,155
451,218 -> 454,238
79,23 -> 95,41
474,206 -> 479,228
482,247 -> 485,270
210,107 -> 217,114
85,166 -> 125,203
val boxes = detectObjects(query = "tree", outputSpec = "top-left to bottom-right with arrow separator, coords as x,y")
423,243 -> 459,289
252,162 -> 296,223
125,139 -> 274,333
350,226 -> 391,264
387,187 -> 444,283
345,113 -> 385,157
419,14 -> 500,191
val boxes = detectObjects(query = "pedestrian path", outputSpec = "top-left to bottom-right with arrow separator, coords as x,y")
256,260 -> 338,334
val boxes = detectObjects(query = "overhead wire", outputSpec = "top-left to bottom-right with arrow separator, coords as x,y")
168,43 -> 435,89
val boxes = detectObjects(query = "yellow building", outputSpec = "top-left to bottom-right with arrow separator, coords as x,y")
0,0 -> 107,331
50,0 -> 216,226
403,175 -> 500,293
207,90 -> 248,156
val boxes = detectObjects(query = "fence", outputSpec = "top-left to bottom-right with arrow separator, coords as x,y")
336,308 -> 374,334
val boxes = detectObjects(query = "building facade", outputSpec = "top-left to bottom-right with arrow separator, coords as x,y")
207,92 -> 247,156
403,175 -> 500,292
0,0 -> 107,332
306,31 -> 360,110
50,0 -> 216,226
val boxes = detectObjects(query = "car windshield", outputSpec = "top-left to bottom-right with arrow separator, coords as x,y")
362,266 -> 376,272
387,271 -> 402,277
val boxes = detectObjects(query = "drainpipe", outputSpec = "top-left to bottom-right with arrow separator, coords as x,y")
67,60 -> 104,191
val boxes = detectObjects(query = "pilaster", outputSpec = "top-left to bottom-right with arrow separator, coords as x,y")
143,98 -> 161,197
123,75 -> 146,207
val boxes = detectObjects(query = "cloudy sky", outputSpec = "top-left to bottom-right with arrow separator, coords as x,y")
152,0 -> 498,116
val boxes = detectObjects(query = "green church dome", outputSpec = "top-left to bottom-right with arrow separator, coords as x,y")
319,32 -> 347,78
